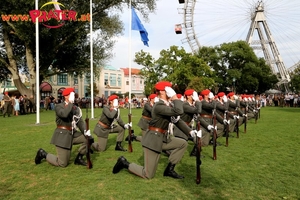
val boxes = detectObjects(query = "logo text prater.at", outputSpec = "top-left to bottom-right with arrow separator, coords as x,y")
1,1 -> 90,29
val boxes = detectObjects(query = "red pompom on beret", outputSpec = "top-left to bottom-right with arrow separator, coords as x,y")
200,89 -> 210,96
108,94 -> 119,101
149,94 -> 157,99
176,94 -> 182,99
155,81 -> 172,91
62,88 -> 75,96
184,89 -> 194,96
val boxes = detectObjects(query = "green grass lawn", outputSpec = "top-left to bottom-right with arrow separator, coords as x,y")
0,106 -> 299,200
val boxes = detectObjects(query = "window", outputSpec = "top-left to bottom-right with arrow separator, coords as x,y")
85,72 -> 90,84
140,80 -> 143,85
74,75 -> 78,85
57,73 -> 68,85
117,75 -> 122,87
110,73 -> 116,86
104,73 -> 108,85
126,81 -> 129,85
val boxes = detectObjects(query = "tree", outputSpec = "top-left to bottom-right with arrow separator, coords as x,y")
198,41 -> 278,94
0,0 -> 157,96
85,82 -> 99,97
135,46 -> 214,95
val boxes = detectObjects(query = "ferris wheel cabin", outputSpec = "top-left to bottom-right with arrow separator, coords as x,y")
175,24 -> 182,34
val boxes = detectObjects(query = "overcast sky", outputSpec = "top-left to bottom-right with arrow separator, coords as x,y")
106,0 -> 300,71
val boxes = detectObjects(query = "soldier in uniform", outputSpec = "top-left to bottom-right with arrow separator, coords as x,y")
3,92 -> 12,117
112,81 -> 199,179
35,88 -> 92,167
200,89 -> 226,146
92,94 -> 131,152
227,92 -> 246,133
135,94 -> 157,142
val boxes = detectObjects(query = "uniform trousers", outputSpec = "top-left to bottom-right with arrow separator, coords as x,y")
128,137 -> 188,179
94,125 -> 125,152
46,135 -> 86,167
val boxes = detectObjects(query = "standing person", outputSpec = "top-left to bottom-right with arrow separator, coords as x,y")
34,88 -> 92,167
112,81 -> 198,179
134,94 -> 158,142
23,95 -> 29,114
14,95 -> 20,116
3,92 -> 12,117
44,96 -> 50,110
93,95 -> 131,152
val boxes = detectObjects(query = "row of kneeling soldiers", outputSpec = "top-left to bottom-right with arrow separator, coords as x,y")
35,83 -> 260,180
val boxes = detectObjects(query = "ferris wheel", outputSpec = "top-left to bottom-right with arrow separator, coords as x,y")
176,0 -> 300,87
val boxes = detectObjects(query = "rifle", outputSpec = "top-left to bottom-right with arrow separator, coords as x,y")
212,102 -> 217,160
196,117 -> 201,184
85,103 -> 93,169
224,102 -> 229,147
128,113 -> 133,152
244,101 -> 248,133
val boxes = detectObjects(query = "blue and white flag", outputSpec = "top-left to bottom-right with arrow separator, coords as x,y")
131,7 -> 149,47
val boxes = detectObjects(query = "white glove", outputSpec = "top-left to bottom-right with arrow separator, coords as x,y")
165,86 -> 176,98
243,114 -> 248,117
180,96 -> 185,101
124,122 -> 132,129
234,115 -> 239,119
154,97 -> 159,103
84,130 -> 91,136
113,99 -> 119,107
223,119 -> 230,125
171,116 -> 180,123
208,92 -> 214,99
190,130 -> 197,138
192,91 -> 199,101
233,95 -> 238,100
223,96 -> 228,102
243,98 -> 248,102
207,125 -> 214,131
197,130 -> 202,137
68,92 -> 75,103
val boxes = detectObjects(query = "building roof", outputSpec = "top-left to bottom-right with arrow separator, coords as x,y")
104,65 -> 119,71
121,68 -> 141,75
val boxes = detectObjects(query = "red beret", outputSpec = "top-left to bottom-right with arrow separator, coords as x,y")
108,94 -> 118,101
176,94 -> 182,99
200,89 -> 210,96
227,92 -> 235,97
217,92 -> 225,97
155,81 -> 172,91
149,94 -> 157,99
62,88 -> 75,96
199,96 -> 203,100
4,92 -> 8,95
184,89 -> 194,96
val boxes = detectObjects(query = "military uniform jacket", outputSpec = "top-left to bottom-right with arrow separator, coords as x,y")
201,100 -> 224,124
137,102 -> 153,130
3,95 -> 11,105
142,99 -> 188,153
50,103 -> 85,150
93,105 -> 126,138
228,100 -> 243,116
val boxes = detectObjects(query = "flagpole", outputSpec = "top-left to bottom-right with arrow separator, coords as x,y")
35,0 -> 40,124
90,0 -> 94,119
129,0 -> 132,114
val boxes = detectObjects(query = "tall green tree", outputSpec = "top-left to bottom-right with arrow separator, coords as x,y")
135,46 -> 214,95
198,41 -> 278,94
0,0 -> 157,96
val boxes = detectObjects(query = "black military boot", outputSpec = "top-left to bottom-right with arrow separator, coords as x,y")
190,145 -> 197,157
115,142 -> 126,151
35,148 -> 48,164
74,153 -> 87,166
163,163 -> 184,179
125,133 -> 137,142
112,156 -> 130,174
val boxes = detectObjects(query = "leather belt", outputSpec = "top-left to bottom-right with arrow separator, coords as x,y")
57,126 -> 72,131
200,114 -> 213,118
142,115 -> 151,120
148,126 -> 167,134
98,121 -> 109,128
